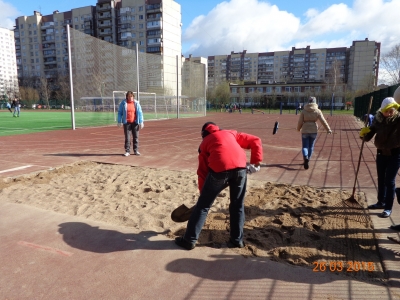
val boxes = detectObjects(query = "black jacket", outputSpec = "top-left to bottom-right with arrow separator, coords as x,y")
364,111 -> 400,150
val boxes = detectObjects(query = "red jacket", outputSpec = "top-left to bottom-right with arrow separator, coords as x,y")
197,124 -> 263,191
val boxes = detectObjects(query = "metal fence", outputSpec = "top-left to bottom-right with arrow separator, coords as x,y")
354,84 -> 400,119
67,27 -> 206,128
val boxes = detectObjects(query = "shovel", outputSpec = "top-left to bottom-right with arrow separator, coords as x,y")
171,204 -> 194,222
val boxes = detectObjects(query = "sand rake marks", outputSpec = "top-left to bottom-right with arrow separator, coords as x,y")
328,191 -> 370,224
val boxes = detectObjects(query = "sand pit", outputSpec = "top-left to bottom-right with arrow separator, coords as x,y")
0,161 -> 385,283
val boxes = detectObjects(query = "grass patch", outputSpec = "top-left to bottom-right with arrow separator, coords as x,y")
0,110 -> 203,137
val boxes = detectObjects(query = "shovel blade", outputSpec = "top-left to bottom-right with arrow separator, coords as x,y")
171,204 -> 194,222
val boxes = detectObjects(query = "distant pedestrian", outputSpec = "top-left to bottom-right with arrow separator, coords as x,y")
6,101 -> 12,113
12,99 -> 20,117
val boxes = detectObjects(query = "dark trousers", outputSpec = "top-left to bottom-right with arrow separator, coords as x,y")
123,123 -> 139,153
376,150 -> 400,210
184,168 -> 247,244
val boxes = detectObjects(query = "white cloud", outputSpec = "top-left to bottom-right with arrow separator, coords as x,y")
183,0 -> 299,56
183,0 -> 400,57
0,0 -> 19,29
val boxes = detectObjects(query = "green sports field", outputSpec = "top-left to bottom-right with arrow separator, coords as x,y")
0,110 -> 203,137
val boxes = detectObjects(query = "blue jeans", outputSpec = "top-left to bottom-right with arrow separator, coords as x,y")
123,123 -> 139,153
301,133 -> 317,159
376,150 -> 400,210
183,168 -> 247,245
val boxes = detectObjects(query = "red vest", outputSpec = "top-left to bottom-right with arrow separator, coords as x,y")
126,101 -> 136,123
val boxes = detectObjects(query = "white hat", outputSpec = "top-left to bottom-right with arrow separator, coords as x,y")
308,97 -> 317,104
380,97 -> 397,111
394,86 -> 400,104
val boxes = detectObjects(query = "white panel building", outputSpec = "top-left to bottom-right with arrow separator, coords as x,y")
0,27 -> 18,100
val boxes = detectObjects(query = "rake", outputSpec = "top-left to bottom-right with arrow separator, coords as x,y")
330,96 -> 374,223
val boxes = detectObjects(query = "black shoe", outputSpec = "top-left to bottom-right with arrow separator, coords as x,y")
175,237 -> 195,250
390,224 -> 400,231
228,238 -> 245,248
396,188 -> 400,205
368,202 -> 385,209
303,158 -> 309,170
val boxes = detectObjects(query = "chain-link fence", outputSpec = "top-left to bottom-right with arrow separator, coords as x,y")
68,27 -> 206,128
354,84 -> 400,119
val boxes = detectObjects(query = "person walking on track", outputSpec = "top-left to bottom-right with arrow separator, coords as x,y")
117,91 -> 144,157
175,122 -> 263,250
297,96 -> 332,170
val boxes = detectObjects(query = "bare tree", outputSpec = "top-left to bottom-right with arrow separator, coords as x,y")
326,59 -> 345,105
40,77 -> 51,109
19,86 -> 39,107
214,81 -> 231,105
54,75 -> 71,107
356,73 -> 377,96
379,43 -> 400,85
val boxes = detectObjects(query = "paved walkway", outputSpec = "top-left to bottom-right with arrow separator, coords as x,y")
1,112 -> 400,299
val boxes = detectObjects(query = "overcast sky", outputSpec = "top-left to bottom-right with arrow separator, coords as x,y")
2,0 -> 399,58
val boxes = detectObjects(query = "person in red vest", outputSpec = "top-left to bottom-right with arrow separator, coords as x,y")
175,122 -> 263,250
117,91 -> 144,156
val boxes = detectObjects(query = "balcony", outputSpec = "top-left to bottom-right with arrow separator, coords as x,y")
98,13 -> 112,20
99,29 -> 112,36
103,37 -> 113,43
147,21 -> 162,29
44,64 -> 57,70
146,4 -> 162,13
147,15 -> 162,22
42,37 -> 55,42
43,50 -> 56,57
41,22 -> 55,29
97,5 -> 111,12
98,22 -> 112,28
147,38 -> 161,45
44,59 -> 57,64
118,26 -> 130,33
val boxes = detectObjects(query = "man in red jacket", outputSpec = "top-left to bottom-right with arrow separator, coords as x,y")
175,122 -> 263,250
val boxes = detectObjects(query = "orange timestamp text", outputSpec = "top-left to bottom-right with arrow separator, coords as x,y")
313,261 -> 375,272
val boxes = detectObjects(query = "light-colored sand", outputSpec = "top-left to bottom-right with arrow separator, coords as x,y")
0,161 -> 385,282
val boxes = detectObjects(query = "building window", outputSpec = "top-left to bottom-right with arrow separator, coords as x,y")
139,15 -> 144,20
232,88 -> 237,93
139,24 -> 144,29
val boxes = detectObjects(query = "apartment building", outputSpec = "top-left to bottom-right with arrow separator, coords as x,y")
206,39 -> 380,93
14,0 -> 181,81
0,27 -> 18,100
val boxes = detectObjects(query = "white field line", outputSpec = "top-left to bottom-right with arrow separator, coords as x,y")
0,165 -> 34,174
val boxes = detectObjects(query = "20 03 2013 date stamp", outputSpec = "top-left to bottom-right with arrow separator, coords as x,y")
313,261 -> 376,272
